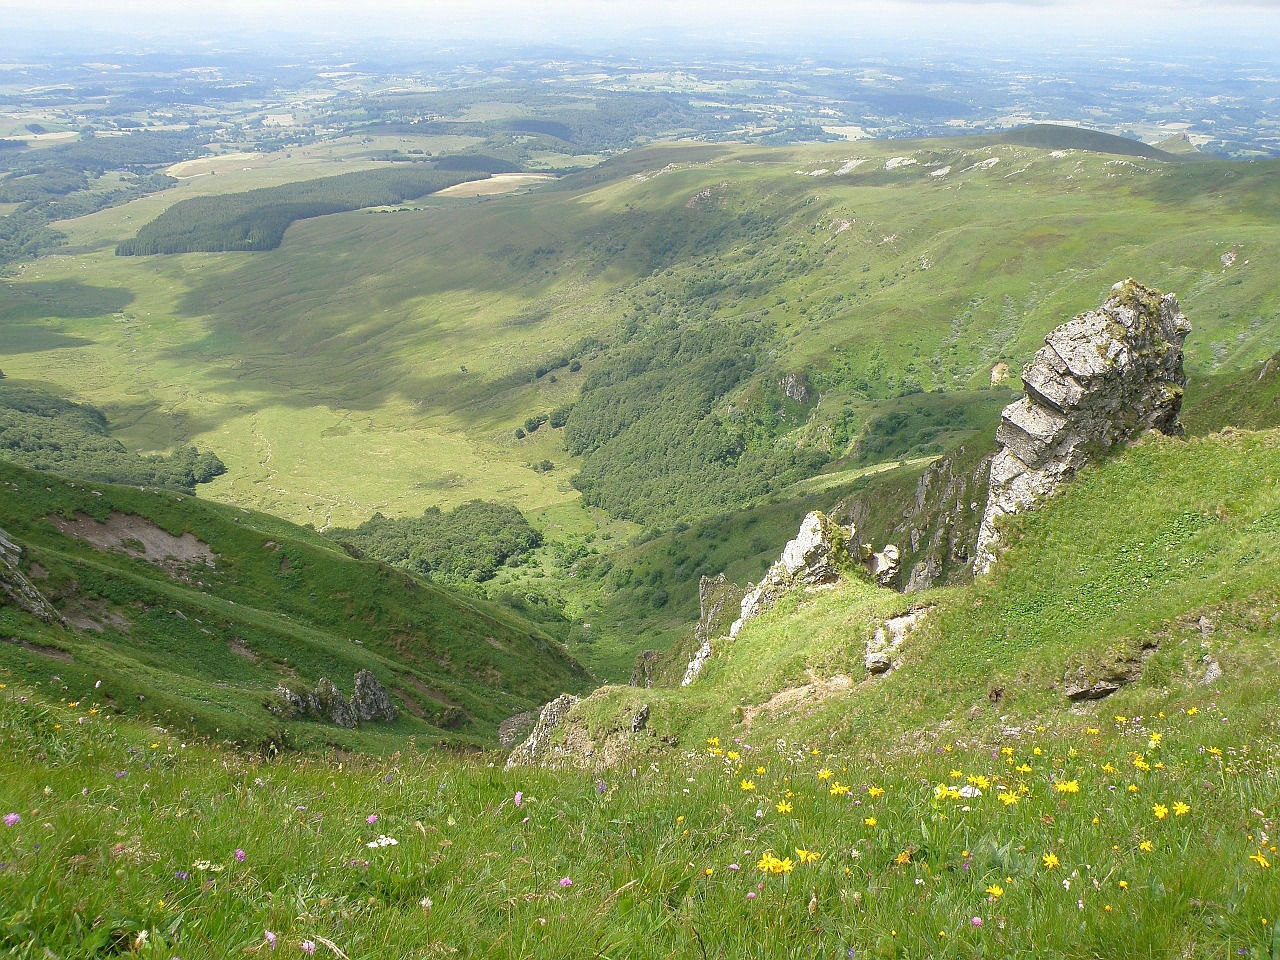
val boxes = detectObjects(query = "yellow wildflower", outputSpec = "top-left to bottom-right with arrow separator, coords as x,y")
894,850 -> 912,865
727,751 -> 741,761
1055,780 -> 1080,794
756,766 -> 766,775
776,800 -> 793,814
1172,801 -> 1190,817
740,779 -> 756,792
1186,707 -> 1198,716
1139,840 -> 1154,852
1250,851 -> 1271,869
1042,852 -> 1060,869
817,768 -> 834,780
1153,804 -> 1168,820
1016,764 -> 1033,774
864,817 -> 877,827
706,737 -> 720,747
829,782 -> 850,797
796,848 -> 821,864
867,786 -> 885,797
967,775 -> 991,790
998,791 -> 1019,806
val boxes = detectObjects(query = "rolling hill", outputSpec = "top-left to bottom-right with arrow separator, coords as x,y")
0,459 -> 590,751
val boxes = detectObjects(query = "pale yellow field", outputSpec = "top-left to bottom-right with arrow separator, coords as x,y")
433,174 -> 558,198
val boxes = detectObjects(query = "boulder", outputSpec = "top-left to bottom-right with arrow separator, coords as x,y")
352,669 -> 398,723
0,526 -> 67,627
505,693 -> 581,769
975,280 -> 1190,574
865,609 -> 928,674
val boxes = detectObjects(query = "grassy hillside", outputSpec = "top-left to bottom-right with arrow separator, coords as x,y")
0,460 -> 590,750
2,136 -> 1275,531
2,427 -> 1277,958
3,131 -> 1279,675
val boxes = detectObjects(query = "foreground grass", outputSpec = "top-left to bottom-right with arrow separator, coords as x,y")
2,678 -> 1277,960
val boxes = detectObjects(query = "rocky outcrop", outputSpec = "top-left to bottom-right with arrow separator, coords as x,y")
681,573 -> 747,686
505,693 -> 580,769
630,650 -> 661,688
975,280 -> 1190,574
352,669 -> 398,723
0,526 -> 67,627
865,609 -> 929,675
497,710 -> 539,748
729,511 -> 852,643
838,443 -> 996,594
269,671 -> 398,728
682,512 -> 898,685
1062,642 -> 1156,700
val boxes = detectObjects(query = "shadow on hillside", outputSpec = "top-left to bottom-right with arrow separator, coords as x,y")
0,279 -> 134,353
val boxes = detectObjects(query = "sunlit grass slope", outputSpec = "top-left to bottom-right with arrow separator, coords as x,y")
0,460 -> 590,750
1,136 -> 1276,536
2,428 -> 1278,959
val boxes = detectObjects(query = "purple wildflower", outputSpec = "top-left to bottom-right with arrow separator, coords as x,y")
234,849 -> 246,862
559,877 -> 573,887
3,813 -> 19,827
300,941 -> 316,956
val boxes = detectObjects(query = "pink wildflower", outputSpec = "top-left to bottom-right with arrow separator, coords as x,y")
366,814 -> 378,824
3,813 -> 19,827
300,941 -> 316,955
235,849 -> 246,862
559,877 -> 573,887
514,791 -> 524,807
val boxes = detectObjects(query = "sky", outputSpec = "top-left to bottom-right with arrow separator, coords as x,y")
2,0 -> 1278,49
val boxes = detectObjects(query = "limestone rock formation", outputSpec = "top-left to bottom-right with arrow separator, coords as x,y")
681,573 -> 746,686
683,512 -> 898,686
1062,642 -> 1155,700
270,671 -> 398,728
839,443 -> 995,594
0,526 -> 66,627
728,511 -> 851,643
865,609 -> 928,675
352,669 -> 398,723
497,710 -> 539,748
505,693 -> 581,769
630,650 -> 661,688
975,280 -> 1190,574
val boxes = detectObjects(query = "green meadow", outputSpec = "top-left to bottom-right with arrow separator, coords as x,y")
3,425 -> 1278,959
3,130 -> 1280,676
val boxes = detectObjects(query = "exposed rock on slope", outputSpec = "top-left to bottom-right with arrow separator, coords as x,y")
839,441 -> 996,594
975,280 -> 1190,574
270,671 -> 398,728
0,526 -> 66,626
505,693 -> 581,769
682,511 -> 898,685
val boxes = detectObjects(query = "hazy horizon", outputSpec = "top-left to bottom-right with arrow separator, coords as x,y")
2,0 -> 1278,52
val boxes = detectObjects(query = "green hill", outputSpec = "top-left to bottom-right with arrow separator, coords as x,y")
5,130 -> 1280,678
3,424 -> 1276,958
0,460 -> 590,751
986,123 -> 1190,162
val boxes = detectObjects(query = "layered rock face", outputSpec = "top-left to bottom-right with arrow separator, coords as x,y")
270,670 -> 398,728
681,511 -> 898,685
504,693 -> 580,769
0,526 -> 66,626
975,280 -> 1190,574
